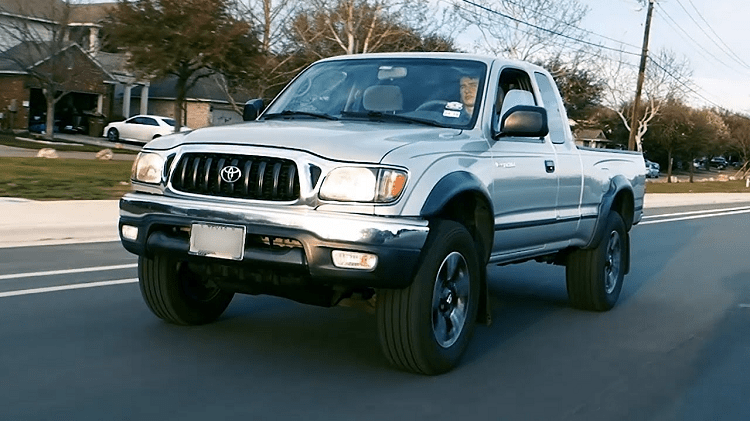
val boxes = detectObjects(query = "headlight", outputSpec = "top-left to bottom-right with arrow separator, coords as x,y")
319,167 -> 407,203
132,152 -> 165,184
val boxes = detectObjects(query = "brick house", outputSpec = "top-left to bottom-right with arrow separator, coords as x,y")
0,41 -> 117,133
0,0 -> 145,134
125,74 -> 249,129
0,0 -> 246,133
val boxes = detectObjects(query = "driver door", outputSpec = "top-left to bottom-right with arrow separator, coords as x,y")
488,67 -> 560,258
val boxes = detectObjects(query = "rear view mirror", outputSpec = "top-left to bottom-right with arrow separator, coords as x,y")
377,66 -> 407,80
496,105 -> 549,139
243,99 -> 265,121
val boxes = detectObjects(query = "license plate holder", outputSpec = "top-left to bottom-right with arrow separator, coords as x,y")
189,223 -> 246,261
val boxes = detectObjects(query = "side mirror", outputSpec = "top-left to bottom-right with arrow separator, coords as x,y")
494,105 -> 549,139
243,99 -> 265,121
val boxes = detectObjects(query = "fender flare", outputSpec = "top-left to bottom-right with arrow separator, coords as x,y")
586,175 -> 634,249
419,171 -> 493,219
585,175 -> 634,274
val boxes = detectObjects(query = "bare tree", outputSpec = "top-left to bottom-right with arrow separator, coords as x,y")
599,49 -> 693,152
454,0 -> 589,61
234,0 -> 299,54
223,0 -> 309,101
291,0 -> 457,58
0,0 -> 97,139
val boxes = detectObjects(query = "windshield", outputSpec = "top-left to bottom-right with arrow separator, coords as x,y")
263,58 -> 487,129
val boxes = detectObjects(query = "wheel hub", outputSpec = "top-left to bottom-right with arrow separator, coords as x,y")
439,288 -> 456,313
431,252 -> 470,349
604,231 -> 621,294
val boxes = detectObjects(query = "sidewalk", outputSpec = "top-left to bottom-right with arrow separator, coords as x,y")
2,193 -> 750,249
0,199 -> 120,248
644,193 -> 750,208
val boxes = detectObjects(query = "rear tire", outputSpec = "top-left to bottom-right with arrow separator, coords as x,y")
139,254 -> 234,325
566,212 -> 626,311
376,220 -> 480,375
107,128 -> 119,142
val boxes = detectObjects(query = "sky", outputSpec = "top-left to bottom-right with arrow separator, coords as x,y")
452,0 -> 750,115
79,0 -> 750,115
578,0 -> 750,115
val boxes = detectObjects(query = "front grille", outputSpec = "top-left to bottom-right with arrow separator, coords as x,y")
171,153 -> 299,201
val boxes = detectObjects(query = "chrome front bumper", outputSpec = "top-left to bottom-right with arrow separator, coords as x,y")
118,193 -> 430,288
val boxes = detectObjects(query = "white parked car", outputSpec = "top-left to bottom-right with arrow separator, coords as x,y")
103,115 -> 190,143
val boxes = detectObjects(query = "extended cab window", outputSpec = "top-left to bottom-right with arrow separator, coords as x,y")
534,72 -> 566,144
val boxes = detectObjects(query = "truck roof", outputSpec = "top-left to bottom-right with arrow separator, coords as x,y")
316,52 -> 549,75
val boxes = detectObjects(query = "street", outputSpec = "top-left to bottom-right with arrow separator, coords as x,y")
1,205 -> 749,420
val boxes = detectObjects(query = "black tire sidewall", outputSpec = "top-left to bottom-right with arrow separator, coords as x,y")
598,212 -> 626,309
408,220 -> 480,373
139,254 -> 233,325
108,128 -> 118,141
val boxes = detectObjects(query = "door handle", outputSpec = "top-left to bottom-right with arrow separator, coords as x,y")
545,160 -> 555,173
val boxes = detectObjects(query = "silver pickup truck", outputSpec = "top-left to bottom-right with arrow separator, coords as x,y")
119,52 -> 646,375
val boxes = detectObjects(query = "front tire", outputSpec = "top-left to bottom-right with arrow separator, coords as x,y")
566,212 -> 627,311
139,254 -> 234,325
376,220 -> 480,375
107,128 -> 119,142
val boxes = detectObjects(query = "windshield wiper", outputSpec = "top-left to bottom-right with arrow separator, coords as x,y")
340,111 -> 448,128
263,110 -> 338,121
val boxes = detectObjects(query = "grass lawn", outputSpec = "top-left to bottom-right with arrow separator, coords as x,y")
0,157 -> 133,200
1,151 -> 748,201
646,179 -> 750,193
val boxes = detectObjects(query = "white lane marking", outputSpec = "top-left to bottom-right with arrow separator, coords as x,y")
739,304 -> 750,308
0,263 -> 138,281
640,208 -> 750,225
0,278 -> 138,298
642,205 -> 750,220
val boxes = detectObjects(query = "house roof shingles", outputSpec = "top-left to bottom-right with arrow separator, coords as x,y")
0,0 -> 116,24
576,129 -> 607,140
69,3 -> 116,25
0,0 -> 66,21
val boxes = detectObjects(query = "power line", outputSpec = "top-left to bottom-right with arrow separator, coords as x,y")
674,0 -> 750,72
684,0 -> 750,70
654,3 -> 737,72
458,0 -> 641,57
647,56 -> 725,110
450,0 -> 733,111
476,0 -> 643,52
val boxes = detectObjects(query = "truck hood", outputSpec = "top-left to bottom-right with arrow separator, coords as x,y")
145,120 -> 462,163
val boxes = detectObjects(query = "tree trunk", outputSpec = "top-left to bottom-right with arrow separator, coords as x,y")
45,95 -> 55,140
689,155 -> 694,183
666,149 -> 673,183
173,77 -> 187,133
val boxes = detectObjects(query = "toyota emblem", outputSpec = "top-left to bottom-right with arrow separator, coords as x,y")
220,165 -> 242,183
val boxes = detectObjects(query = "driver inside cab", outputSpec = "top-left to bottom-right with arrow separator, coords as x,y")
459,76 -> 479,116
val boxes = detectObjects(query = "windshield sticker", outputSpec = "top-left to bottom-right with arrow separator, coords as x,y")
445,101 -> 464,111
443,110 -> 461,118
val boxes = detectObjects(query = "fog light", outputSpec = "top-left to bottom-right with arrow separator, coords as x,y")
121,225 -> 138,241
331,250 -> 378,270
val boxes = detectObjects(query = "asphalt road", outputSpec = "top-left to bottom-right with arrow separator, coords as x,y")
1,205 -> 749,420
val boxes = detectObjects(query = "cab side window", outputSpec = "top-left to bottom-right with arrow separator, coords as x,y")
494,68 -> 535,117
534,72 -> 566,145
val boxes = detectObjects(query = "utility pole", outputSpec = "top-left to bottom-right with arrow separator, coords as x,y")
628,0 -> 655,151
